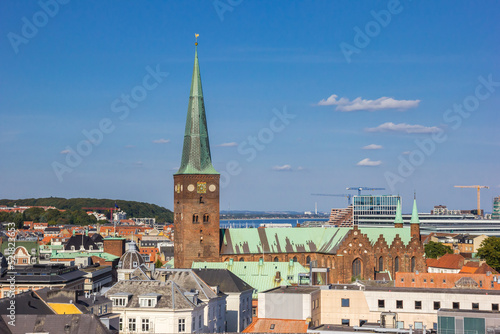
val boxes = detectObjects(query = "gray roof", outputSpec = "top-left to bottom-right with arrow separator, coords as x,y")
193,268 -> 254,293
118,249 -> 145,270
0,290 -> 54,315
152,269 -> 221,300
106,280 -> 203,309
0,314 -> 112,334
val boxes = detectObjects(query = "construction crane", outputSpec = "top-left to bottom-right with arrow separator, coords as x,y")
346,187 -> 385,196
454,185 -> 489,216
311,194 -> 353,206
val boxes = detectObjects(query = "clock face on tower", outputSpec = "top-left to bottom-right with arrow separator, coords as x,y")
197,182 -> 207,194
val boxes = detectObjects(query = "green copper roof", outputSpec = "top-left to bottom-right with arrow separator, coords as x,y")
394,199 -> 403,225
176,45 -> 218,175
410,198 -> 420,225
192,261 -> 309,298
220,226 -> 413,256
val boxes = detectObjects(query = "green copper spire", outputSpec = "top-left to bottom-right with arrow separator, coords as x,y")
176,39 -> 218,175
394,199 -> 404,226
410,196 -> 420,225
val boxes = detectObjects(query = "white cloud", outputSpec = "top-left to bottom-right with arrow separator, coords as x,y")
356,158 -> 382,167
216,142 -> 238,147
60,149 -> 71,154
317,94 -> 420,112
366,122 -> 441,134
362,144 -> 383,150
153,139 -> 170,144
402,151 -> 411,155
272,164 -> 292,171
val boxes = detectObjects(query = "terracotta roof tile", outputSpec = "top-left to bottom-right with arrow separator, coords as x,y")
243,318 -> 308,333
428,253 -> 464,269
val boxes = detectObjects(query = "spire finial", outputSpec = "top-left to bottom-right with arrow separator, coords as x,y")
195,33 -> 199,46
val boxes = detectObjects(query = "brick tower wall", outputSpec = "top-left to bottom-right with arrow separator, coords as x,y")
173,174 -> 220,268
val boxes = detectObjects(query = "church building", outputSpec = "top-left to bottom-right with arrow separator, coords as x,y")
173,39 -> 425,283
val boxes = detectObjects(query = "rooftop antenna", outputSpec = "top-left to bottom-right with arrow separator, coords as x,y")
195,33 -> 199,46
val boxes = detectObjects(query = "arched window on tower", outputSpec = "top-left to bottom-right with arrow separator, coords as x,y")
293,256 -> 298,262
395,256 -> 400,273
352,258 -> 362,278
411,256 -> 416,272
192,214 -> 199,223
379,256 -> 384,271
273,257 -> 279,262
306,256 -> 311,265
239,258 -> 245,262
203,214 -> 209,223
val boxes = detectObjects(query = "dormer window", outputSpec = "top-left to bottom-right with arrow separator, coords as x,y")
71,246 -> 75,251
112,297 -> 128,306
139,293 -> 161,307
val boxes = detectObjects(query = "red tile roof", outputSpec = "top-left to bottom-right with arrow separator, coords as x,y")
427,253 -> 465,269
243,318 -> 308,333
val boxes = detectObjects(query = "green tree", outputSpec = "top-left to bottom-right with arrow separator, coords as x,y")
477,237 -> 500,272
154,258 -> 163,268
424,241 -> 453,259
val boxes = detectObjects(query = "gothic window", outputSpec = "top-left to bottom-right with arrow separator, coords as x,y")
239,258 -> 245,262
306,256 -> 311,265
203,214 -> 209,223
273,257 -> 279,262
192,214 -> 199,223
379,256 -> 384,271
411,256 -> 416,272
293,256 -> 297,262
352,258 -> 362,278
395,256 -> 400,272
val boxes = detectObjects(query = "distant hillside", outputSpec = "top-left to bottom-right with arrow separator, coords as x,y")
0,197 -> 173,223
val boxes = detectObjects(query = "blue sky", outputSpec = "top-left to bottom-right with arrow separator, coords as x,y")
1,1 -> 499,213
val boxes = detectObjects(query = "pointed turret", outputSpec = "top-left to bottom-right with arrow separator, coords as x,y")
410,195 -> 421,239
176,42 -> 218,175
394,199 -> 403,228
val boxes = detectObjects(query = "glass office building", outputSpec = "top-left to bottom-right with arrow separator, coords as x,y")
353,195 -> 401,225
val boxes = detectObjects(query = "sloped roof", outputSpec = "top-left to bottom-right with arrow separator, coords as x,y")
221,227 -> 412,255
193,268 -> 254,293
106,280 -> 200,309
475,262 -> 498,274
47,303 -> 82,314
243,318 -> 308,333
64,234 -> 98,251
428,253 -> 465,269
0,314 -> 111,334
192,261 -> 308,298
152,269 -> 219,300
0,290 -> 54,315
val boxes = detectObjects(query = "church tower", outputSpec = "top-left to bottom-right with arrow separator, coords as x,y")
173,38 -> 220,269
410,196 -> 420,240
394,199 -> 403,228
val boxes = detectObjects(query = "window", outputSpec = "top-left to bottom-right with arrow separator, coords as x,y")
142,319 -> 150,332
112,297 -> 127,306
306,256 -> 311,264
178,318 -> 186,332
378,299 -> 385,308
423,279 -> 427,283
341,319 -> 350,326
273,257 -> 279,262
394,257 -> 399,272
359,320 -> 367,326
492,281 -> 495,289
492,304 -> 499,311
293,256 -> 297,262
453,302 -> 460,310
352,258 -> 361,278
472,303 -> 479,310
199,315 -> 202,328
434,301 -> 441,310
270,324 -> 275,329
192,317 -> 195,331
119,318 -> 123,331
139,298 -> 156,307
341,298 -> 350,307
401,278 -> 404,282
479,281 -> 483,288
443,279 -> 446,283
412,278 -> 415,283
192,214 -> 199,223
396,300 -> 403,309
218,304 -> 221,317
128,318 -> 136,332
379,256 -> 383,271
415,301 -> 422,310
431,278 -> 434,283
411,256 -> 416,272
203,213 -> 209,223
